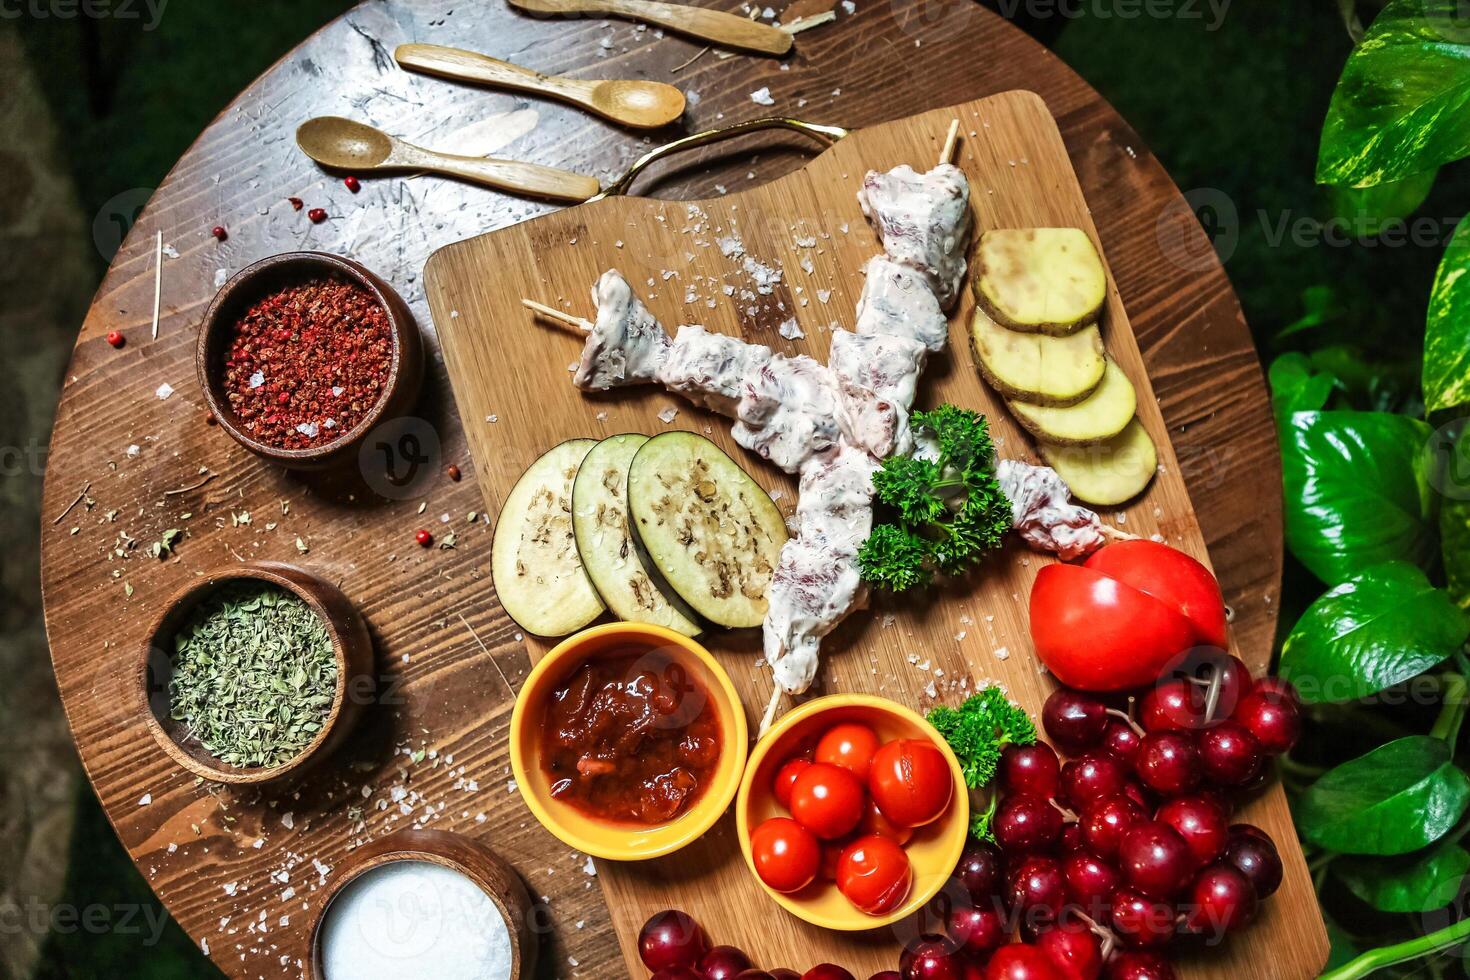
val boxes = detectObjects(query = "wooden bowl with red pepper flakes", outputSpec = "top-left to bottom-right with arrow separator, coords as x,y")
196,251 -> 424,470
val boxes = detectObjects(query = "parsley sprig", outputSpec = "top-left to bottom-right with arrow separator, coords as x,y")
927,687 -> 1037,841
857,405 -> 1012,591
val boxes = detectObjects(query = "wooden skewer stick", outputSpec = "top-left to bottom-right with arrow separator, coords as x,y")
1099,524 -> 1142,542
940,118 -> 960,166
521,298 -> 592,334
759,683 -> 785,738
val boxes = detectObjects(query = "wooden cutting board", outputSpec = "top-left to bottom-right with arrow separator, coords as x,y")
424,92 -> 1328,979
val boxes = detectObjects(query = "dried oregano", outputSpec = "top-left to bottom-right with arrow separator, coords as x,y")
168,581 -> 336,768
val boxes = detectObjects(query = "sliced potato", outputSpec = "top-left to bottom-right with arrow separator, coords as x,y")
572,434 -> 702,637
975,228 -> 1107,335
1009,360 -> 1137,445
628,432 -> 788,629
970,306 -> 1105,406
491,439 -> 605,637
1039,418 -> 1158,506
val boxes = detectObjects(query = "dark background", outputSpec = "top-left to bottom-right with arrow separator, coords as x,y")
0,1 -> 1455,976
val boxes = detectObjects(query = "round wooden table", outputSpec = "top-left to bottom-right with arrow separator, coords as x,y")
39,2 -> 1281,976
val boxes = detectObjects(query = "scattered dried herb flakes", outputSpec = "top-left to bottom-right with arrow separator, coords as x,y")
168,582 -> 336,769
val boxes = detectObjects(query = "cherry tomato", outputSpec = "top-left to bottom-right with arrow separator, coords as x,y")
774,758 -> 812,810
836,834 -> 912,915
750,817 -> 820,893
859,797 -> 913,845
1084,540 -> 1227,650
868,738 -> 953,828
815,722 -> 881,781
1029,563 -> 1198,691
790,763 -> 866,839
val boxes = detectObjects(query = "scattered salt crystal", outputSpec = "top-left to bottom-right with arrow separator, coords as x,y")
295,422 -> 319,438
749,87 -> 775,106
248,372 -> 265,389
281,812 -> 295,830
582,856 -> 597,876
657,407 -> 679,424
138,793 -> 151,806
778,317 -> 804,340
841,0 -> 855,11
214,268 -> 228,288
161,244 -> 179,258
994,646 -> 1011,661
331,385 -> 344,397
954,631 -> 967,641
222,882 -> 238,896
817,289 -> 832,304
155,382 -> 174,400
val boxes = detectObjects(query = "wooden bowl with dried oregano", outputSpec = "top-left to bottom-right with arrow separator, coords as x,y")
136,561 -> 374,784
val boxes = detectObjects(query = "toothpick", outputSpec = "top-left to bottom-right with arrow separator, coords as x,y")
522,298 -> 591,333
1099,524 -> 1142,541
671,45 -> 709,72
940,118 -> 960,166
759,684 -> 785,737
150,231 -> 163,340
458,612 -> 516,695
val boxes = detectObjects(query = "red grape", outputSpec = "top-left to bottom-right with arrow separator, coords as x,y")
1196,723 -> 1263,786
1061,850 -> 1121,913
1139,680 -> 1203,732
1108,888 -> 1175,949
1043,689 -> 1108,754
1060,753 -> 1129,809
1154,795 -> 1228,869
1105,952 -> 1177,980
1060,823 -> 1086,853
953,838 -> 1004,902
804,966 -> 858,980
1223,824 -> 1282,898
1251,676 -> 1300,707
1002,743 -> 1062,798
650,969 -> 703,980
1233,690 -> 1300,755
949,904 -> 1007,957
1169,651 -> 1249,724
1101,718 -> 1143,768
770,972 -> 800,980
871,974 -> 903,980
700,946 -> 754,979
901,936 -> 962,980
1134,733 -> 1202,797
639,910 -> 709,971
1117,821 -> 1192,899
984,943 -> 1064,980
1184,864 -> 1257,935
1007,855 -> 1068,926
994,794 -> 1063,853
1035,924 -> 1103,980
1080,794 -> 1146,859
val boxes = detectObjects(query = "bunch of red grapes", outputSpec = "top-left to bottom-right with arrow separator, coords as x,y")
900,653 -> 1301,980
637,909 -> 890,979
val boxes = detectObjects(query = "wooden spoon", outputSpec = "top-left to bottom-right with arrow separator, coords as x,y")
295,116 -> 600,202
395,43 -> 685,130
508,0 -> 792,56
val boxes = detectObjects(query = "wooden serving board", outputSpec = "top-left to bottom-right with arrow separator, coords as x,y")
424,93 -> 1327,979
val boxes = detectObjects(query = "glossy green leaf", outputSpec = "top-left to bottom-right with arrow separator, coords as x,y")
1269,354 -> 1336,418
1427,215 -> 1470,415
1445,425 -> 1470,608
1296,736 -> 1470,855
1318,0 -> 1470,187
1275,285 -> 1345,342
1281,561 -> 1470,703
1281,411 -> 1438,584
1328,169 -> 1438,237
1337,843 -> 1470,912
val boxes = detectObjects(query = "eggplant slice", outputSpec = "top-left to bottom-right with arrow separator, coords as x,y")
974,227 -> 1107,335
1039,418 -> 1158,507
572,434 -> 702,637
970,306 -> 1106,406
628,431 -> 788,629
1009,359 -> 1138,446
491,439 -> 605,637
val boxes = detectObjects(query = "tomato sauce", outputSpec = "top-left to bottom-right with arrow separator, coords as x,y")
540,649 -> 722,825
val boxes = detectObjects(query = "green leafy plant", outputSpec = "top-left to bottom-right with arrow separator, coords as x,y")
1282,3 -> 1470,974
927,686 -> 1036,841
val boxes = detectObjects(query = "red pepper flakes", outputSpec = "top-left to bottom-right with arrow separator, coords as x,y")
308,208 -> 328,224
446,464 -> 461,482
212,225 -> 228,241
221,277 -> 393,450
344,176 -> 361,193
415,529 -> 433,547
289,197 -> 304,211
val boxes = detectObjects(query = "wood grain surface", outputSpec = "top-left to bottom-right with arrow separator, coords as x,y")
38,1 -> 1293,976
426,92 -> 1326,978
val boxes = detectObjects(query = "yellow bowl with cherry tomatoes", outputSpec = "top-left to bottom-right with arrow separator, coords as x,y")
736,694 -> 970,931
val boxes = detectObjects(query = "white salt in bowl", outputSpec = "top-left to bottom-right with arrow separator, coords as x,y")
306,829 -> 537,980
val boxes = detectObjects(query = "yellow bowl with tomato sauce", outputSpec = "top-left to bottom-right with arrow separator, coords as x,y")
509,623 -> 748,861
736,694 -> 970,931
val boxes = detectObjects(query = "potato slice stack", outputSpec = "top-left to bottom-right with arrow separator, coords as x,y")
968,228 -> 1157,506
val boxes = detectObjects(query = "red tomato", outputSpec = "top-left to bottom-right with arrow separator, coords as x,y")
815,722 -> 881,781
789,763 -> 865,839
858,797 -> 913,845
836,834 -> 912,914
1085,540 -> 1228,650
749,817 -> 820,893
773,758 -> 811,810
1029,563 -> 1198,691
868,738 -> 953,828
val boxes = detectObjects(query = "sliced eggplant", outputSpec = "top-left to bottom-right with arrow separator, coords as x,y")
627,431 -> 788,629
1009,360 -> 1137,446
491,439 -> 605,637
970,306 -> 1106,406
572,434 -> 702,637
1039,418 -> 1158,506
975,227 -> 1107,335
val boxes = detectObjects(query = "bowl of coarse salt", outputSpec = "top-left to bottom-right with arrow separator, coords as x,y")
306,829 -> 538,980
